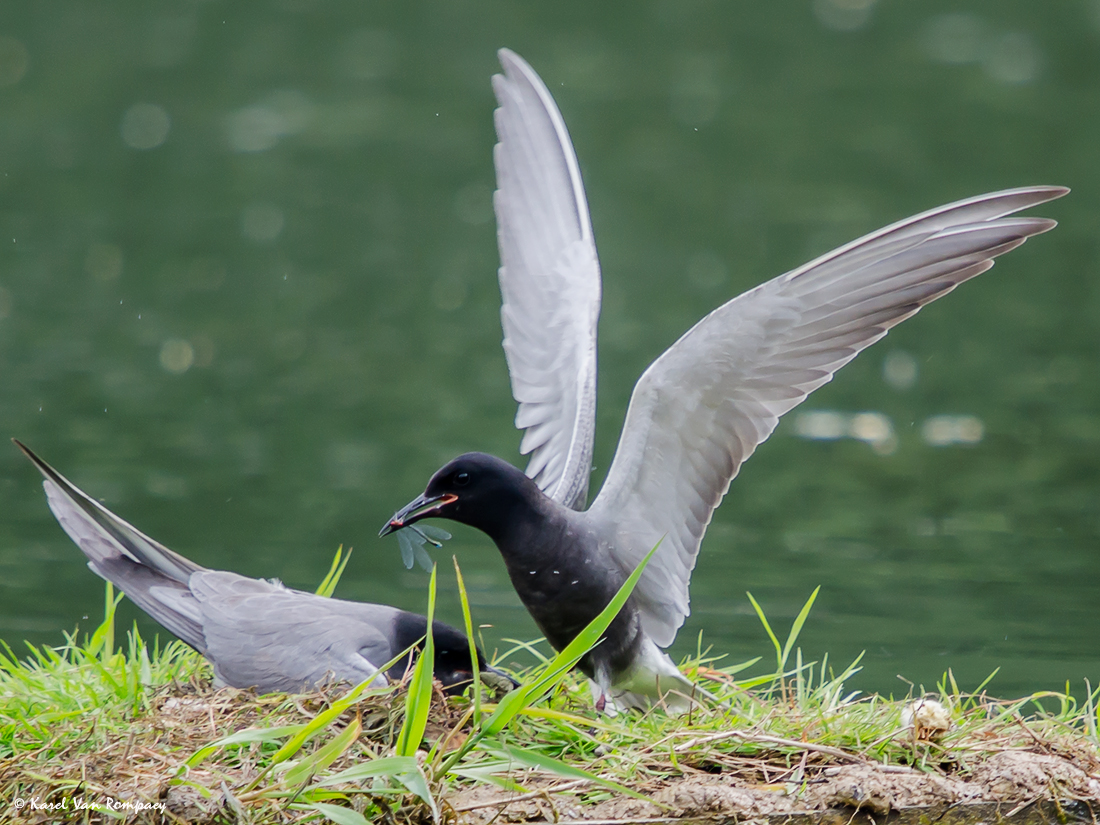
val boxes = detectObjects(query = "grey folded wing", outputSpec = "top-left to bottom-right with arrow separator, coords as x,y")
189,572 -> 399,693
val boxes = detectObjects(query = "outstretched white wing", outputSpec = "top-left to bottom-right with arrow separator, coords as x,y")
589,186 -> 1068,647
493,48 -> 601,511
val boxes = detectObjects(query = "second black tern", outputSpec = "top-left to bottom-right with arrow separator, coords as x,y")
16,440 -> 513,696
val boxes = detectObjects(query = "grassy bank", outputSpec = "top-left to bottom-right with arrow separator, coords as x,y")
2,561 -> 1098,824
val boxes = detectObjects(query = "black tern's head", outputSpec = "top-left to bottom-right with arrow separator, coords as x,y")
380,452 -> 539,540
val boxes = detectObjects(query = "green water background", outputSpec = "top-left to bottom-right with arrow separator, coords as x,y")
0,1 -> 1097,699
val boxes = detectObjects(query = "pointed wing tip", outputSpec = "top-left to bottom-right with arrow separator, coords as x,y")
947,185 -> 1069,220
993,184 -> 1069,198
1029,216 -> 1059,235
496,49 -> 552,99
997,184 -> 1069,210
497,48 -> 527,74
1024,185 -> 1070,205
12,438 -> 51,478
492,50 -> 537,110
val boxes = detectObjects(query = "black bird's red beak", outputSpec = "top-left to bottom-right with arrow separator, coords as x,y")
379,492 -> 459,536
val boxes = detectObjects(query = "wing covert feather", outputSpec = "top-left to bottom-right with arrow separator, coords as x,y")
192,572 -> 397,692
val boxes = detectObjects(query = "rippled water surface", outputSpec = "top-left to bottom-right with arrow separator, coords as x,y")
1,2 -> 1097,698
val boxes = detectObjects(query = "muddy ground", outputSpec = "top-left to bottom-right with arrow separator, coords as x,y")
447,750 -> 1100,824
4,684 -> 1099,824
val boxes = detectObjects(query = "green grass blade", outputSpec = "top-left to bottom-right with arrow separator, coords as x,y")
315,545 -> 353,598
283,715 -> 362,787
780,586 -> 820,670
495,743 -> 653,803
319,757 -> 437,818
1094,686 -> 1100,742
390,764 -> 437,819
396,564 -> 437,757
187,725 -> 308,766
717,656 -> 761,677
268,678 -> 383,765
87,582 -> 124,660
318,756 -> 421,785
294,801 -> 371,825
482,540 -> 661,736
437,542 -> 661,777
746,591 -> 782,669
971,667 -> 1001,696
448,759 -> 529,790
496,637 -> 551,663
453,556 -> 482,726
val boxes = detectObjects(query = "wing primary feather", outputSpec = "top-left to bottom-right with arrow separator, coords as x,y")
588,187 -> 1067,648
14,440 -> 201,583
493,50 -> 601,510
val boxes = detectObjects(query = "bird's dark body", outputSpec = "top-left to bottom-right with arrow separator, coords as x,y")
384,452 -> 646,684
497,515 -> 645,684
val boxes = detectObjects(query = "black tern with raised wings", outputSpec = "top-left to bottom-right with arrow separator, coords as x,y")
16,440 -> 512,696
382,50 -> 1067,711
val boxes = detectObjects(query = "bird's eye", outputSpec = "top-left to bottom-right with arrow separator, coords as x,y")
454,471 -> 470,487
